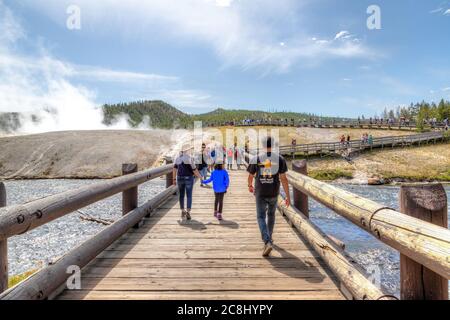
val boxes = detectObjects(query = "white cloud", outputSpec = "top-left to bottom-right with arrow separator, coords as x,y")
444,9 -> 450,15
0,1 -> 213,133
430,8 -> 444,14
18,0 -> 374,74
442,87 -> 450,91
215,0 -> 233,7
334,31 -> 352,40
72,66 -> 178,83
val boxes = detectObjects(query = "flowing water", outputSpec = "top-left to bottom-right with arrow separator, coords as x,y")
310,183 -> 450,297
2,179 -> 449,297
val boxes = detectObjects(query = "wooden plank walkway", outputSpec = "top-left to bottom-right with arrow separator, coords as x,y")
57,169 -> 344,300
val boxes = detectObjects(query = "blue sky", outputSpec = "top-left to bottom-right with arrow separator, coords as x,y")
1,0 -> 450,118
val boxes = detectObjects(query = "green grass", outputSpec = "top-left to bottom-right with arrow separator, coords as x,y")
437,170 -> 450,182
309,169 -> 353,181
382,171 -> 450,182
8,269 -> 37,288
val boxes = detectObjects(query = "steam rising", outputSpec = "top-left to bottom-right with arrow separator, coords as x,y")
0,1 -> 160,135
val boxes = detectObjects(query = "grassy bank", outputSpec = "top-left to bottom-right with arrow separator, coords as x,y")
208,126 -> 413,147
8,269 -> 37,288
309,169 -> 353,181
297,142 -> 450,182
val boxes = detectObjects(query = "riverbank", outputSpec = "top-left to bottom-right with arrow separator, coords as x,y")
302,142 -> 450,184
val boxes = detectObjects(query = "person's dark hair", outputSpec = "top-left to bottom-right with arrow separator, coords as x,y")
215,163 -> 223,170
263,136 -> 274,149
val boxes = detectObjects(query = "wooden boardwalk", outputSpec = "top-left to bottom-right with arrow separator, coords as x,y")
58,169 -> 344,300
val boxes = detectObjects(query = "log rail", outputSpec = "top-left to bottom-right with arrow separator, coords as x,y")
0,154 -> 448,300
0,162 -> 175,299
277,131 -> 447,156
281,160 -> 449,300
208,119 -> 447,131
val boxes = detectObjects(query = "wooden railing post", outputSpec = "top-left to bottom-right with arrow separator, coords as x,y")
165,157 -> 173,188
0,182 -> 7,293
399,184 -> 448,300
292,160 -> 309,218
122,163 -> 138,216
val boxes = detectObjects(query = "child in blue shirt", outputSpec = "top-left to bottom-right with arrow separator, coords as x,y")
202,163 -> 229,221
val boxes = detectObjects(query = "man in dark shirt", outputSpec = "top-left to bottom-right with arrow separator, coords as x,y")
197,143 -> 209,187
247,136 -> 291,257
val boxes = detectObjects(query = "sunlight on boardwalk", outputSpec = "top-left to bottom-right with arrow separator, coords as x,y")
58,169 -> 344,300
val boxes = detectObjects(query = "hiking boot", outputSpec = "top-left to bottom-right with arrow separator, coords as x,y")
262,242 -> 273,257
217,213 -> 223,221
186,210 -> 192,220
181,210 -> 187,220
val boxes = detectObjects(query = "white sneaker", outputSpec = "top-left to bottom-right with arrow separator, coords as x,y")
262,242 -> 273,257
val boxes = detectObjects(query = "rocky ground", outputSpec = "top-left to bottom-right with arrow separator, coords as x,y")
1,127 -> 446,182
0,130 -> 189,179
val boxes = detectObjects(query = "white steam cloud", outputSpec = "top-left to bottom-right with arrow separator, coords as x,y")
0,1 -> 176,134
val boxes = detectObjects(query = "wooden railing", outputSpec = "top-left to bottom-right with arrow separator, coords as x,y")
277,131 -> 447,156
280,160 -> 449,300
0,162 -> 175,299
1,154 -> 449,300
207,119 -> 447,130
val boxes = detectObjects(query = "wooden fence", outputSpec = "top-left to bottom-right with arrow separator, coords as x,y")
277,131 -> 447,156
280,160 -> 449,300
207,119 -> 447,131
0,155 -> 448,300
0,163 -> 175,299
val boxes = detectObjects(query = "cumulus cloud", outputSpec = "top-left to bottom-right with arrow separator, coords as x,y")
18,0 -> 374,74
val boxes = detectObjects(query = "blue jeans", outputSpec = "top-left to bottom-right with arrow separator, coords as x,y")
177,176 -> 194,210
199,167 -> 208,180
256,196 -> 278,244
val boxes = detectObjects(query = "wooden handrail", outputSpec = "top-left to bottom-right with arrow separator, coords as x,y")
277,197 -> 395,300
0,164 -> 172,240
0,185 -> 177,300
287,170 -> 450,279
277,131 -> 445,153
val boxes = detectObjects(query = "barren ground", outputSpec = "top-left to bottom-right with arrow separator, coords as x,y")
0,130 -> 189,179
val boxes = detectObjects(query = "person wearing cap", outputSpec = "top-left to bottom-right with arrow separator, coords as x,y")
197,143 -> 209,187
247,136 -> 291,257
173,144 -> 203,220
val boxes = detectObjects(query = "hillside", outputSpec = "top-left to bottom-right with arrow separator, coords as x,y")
102,100 -> 191,129
102,102 -> 324,129
191,108 -> 323,125
102,101 -> 332,128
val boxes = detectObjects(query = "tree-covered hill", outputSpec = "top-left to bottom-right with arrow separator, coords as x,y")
101,102 -> 325,129
191,108 -> 319,125
102,100 -> 191,129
